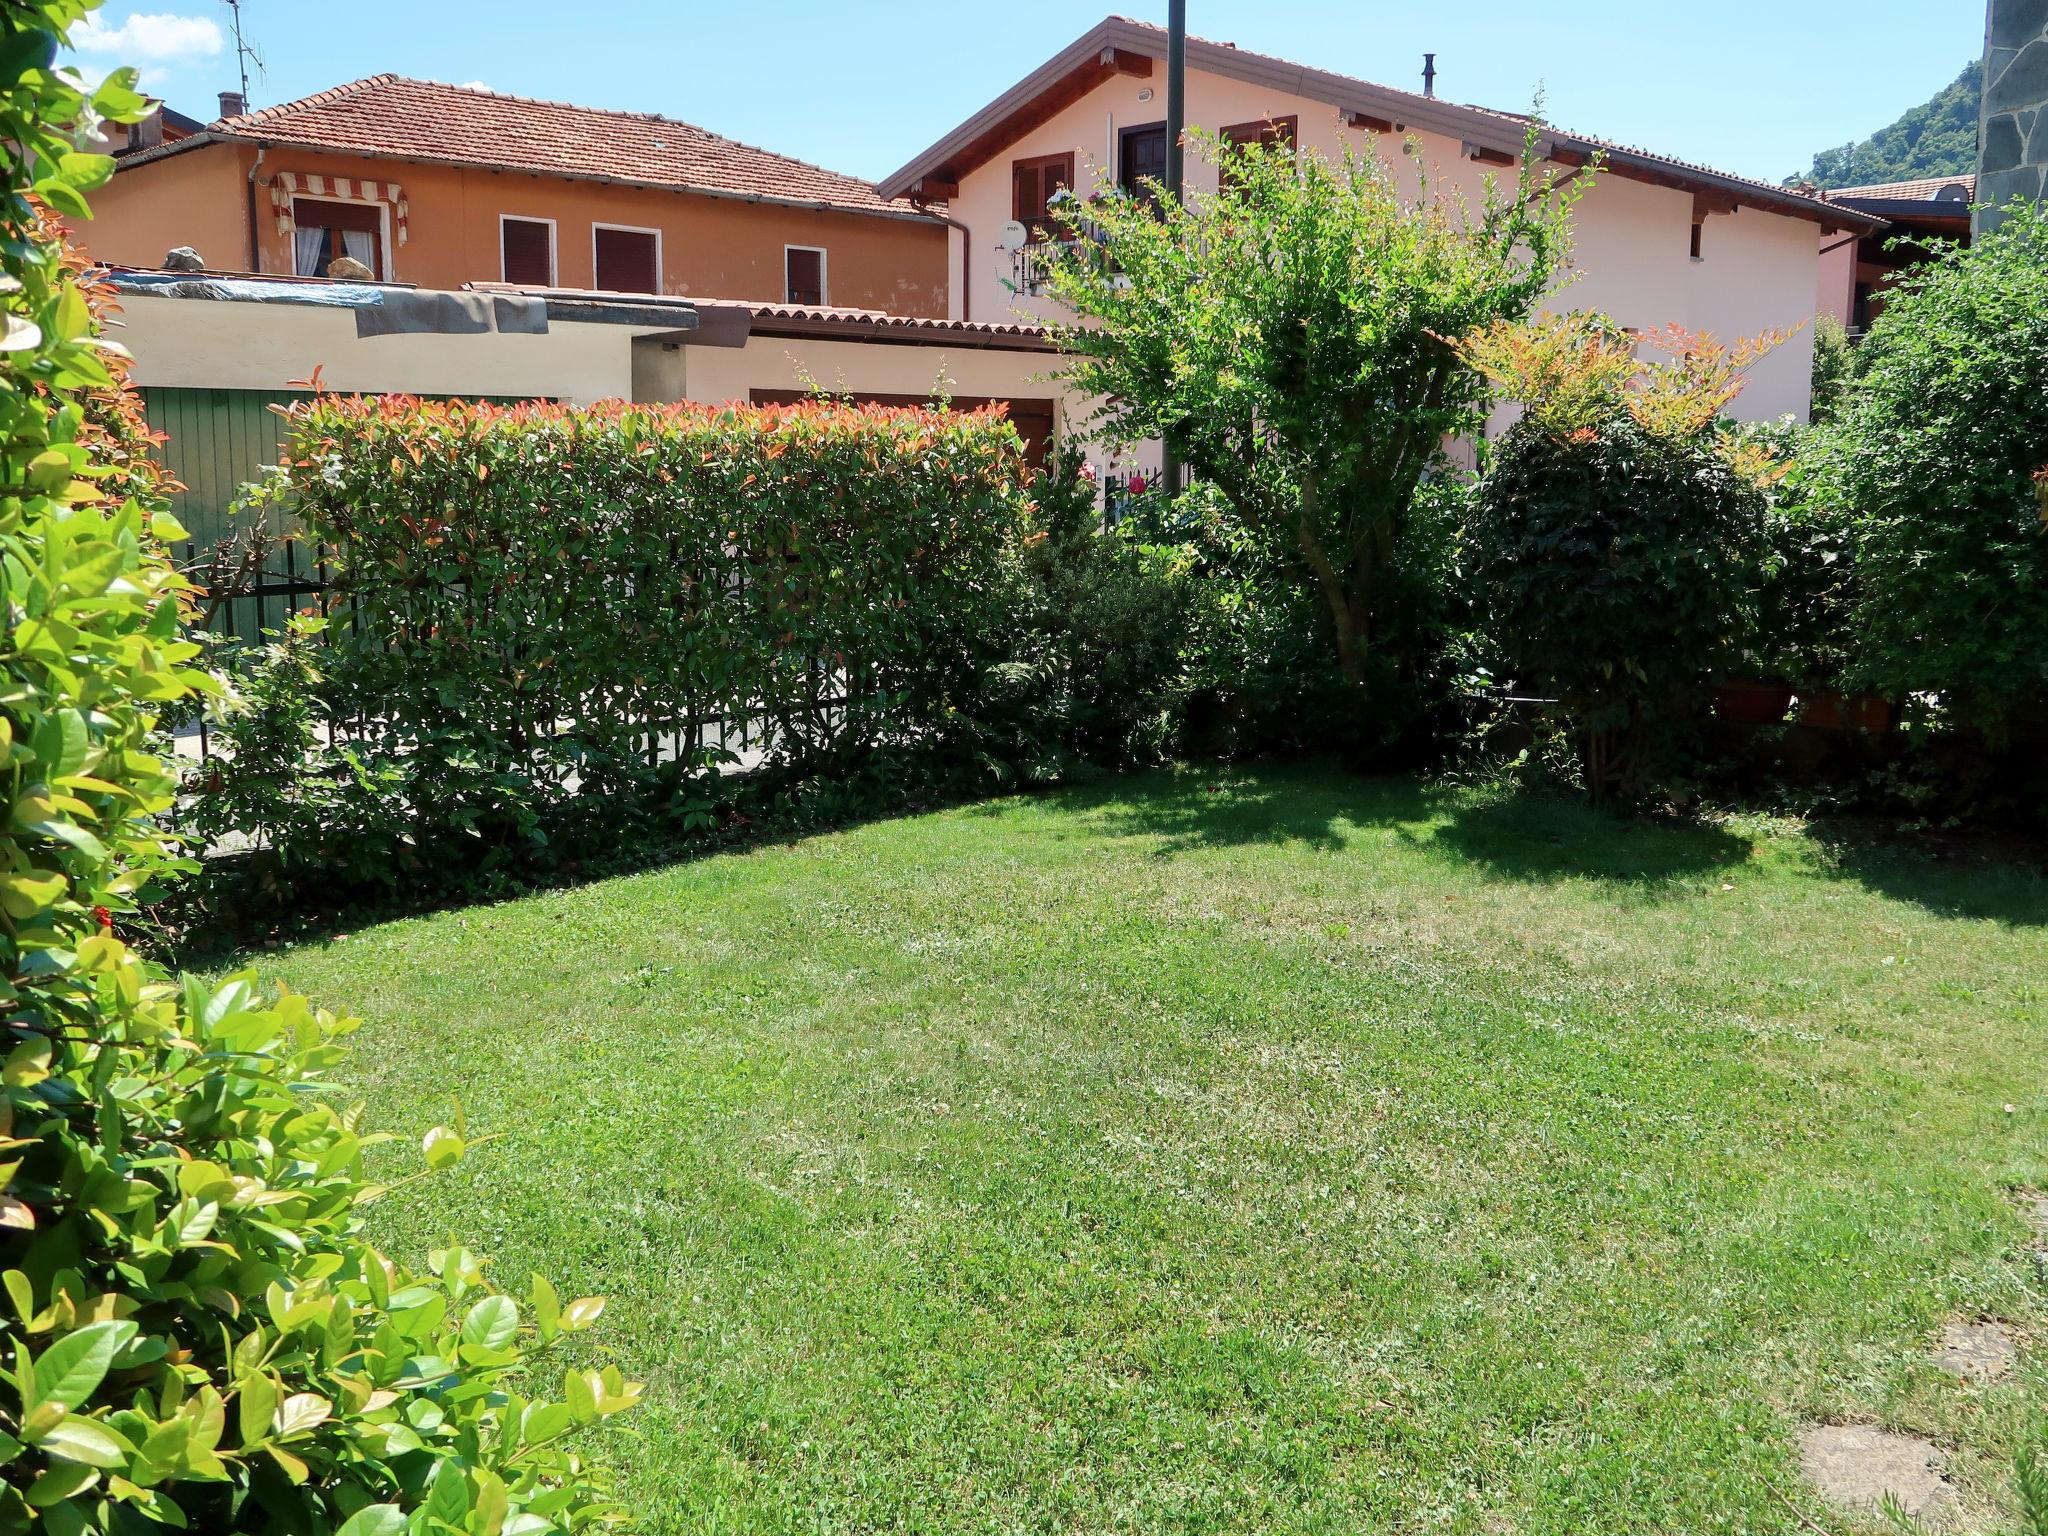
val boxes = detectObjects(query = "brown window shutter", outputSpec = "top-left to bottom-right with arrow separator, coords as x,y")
501,218 -> 552,286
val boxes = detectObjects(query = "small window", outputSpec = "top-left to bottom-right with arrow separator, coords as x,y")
1219,115 -> 1299,187
1012,152 -> 1076,239
593,225 -> 659,294
501,216 -> 555,286
785,246 -> 826,306
292,197 -> 383,278
1690,221 -> 1704,260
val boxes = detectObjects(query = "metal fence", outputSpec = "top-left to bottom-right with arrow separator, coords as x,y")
173,538 -> 853,776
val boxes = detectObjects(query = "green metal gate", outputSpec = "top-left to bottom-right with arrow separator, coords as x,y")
141,387 -> 310,550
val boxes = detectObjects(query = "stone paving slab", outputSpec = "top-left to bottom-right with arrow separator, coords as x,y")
1798,1425 -> 1958,1525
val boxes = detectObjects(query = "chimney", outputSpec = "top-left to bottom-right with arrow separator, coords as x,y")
217,89 -> 246,120
1422,53 -> 1437,98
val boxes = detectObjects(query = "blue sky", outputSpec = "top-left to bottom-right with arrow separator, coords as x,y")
69,2 -> 1984,187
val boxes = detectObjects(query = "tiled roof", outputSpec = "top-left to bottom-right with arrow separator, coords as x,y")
734,299 -> 1048,339
202,75 -> 932,221
1827,174 -> 1976,202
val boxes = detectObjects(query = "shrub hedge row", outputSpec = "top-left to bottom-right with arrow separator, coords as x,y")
207,397 -> 1032,879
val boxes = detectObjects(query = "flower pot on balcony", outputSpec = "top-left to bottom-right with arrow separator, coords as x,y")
1797,692 -> 1892,733
1712,679 -> 1794,724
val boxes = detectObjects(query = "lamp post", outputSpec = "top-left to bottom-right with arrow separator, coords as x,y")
1161,0 -> 1187,498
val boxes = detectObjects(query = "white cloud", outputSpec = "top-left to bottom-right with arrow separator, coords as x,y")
72,11 -> 224,65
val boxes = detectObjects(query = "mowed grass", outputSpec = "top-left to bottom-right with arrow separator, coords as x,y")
251,766 -> 2048,1534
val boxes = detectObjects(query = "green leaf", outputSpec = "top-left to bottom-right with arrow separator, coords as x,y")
271,1393 -> 330,1439
461,1295 -> 518,1354
33,1322 -> 138,1412
36,1415 -> 133,1468
332,1504 -> 407,1536
421,1125 -> 466,1170
422,1460 -> 471,1526
236,1373 -> 276,1450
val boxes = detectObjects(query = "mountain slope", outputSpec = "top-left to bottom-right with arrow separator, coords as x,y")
1790,61 -> 1981,189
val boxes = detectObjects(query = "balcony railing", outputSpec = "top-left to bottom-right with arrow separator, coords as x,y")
1010,239 -> 1081,298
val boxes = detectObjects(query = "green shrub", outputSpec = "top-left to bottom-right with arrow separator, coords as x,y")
1462,317 -> 1771,803
214,393 -> 1033,882
1815,200 -> 2048,730
1807,313 -> 1857,426
2,9 -> 638,1529
967,442 -> 1194,780
1729,420 -> 1857,692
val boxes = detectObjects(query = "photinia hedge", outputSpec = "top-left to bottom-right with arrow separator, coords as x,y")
221,395 -> 1032,869
3,6 -> 640,1531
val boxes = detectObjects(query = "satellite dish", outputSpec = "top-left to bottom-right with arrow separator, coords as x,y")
998,220 -> 1029,252
1935,182 -> 1969,203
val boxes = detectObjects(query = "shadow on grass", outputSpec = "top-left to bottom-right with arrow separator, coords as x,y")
1015,762 -> 1433,856
1807,821 -> 2048,927
1421,791 -> 1756,887
1028,764 -> 1754,888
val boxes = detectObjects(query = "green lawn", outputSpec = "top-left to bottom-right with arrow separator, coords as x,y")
250,766 -> 2048,1534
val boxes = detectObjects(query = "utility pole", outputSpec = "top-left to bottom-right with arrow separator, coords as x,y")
1161,0 -> 1187,499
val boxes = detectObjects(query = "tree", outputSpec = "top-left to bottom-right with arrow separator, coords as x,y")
1041,127 -> 1581,702
1817,200 -> 2048,730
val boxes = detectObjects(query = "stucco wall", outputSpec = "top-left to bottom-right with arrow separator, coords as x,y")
110,289 -> 666,403
87,143 -> 951,317
950,62 -> 1825,420
676,334 -> 1069,417
81,141 -> 251,271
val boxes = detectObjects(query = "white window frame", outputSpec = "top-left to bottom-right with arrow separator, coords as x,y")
498,213 -> 558,287
290,190 -> 394,281
784,243 -> 828,306
591,221 -> 663,294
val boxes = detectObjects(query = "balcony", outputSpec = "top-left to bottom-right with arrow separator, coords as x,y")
1009,239 -> 1080,299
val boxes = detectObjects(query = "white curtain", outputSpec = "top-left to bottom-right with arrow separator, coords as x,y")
341,229 -> 374,272
293,226 -> 328,276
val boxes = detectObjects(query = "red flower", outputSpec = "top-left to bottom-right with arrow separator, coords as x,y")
1127,473 -> 1148,497
92,906 -> 113,931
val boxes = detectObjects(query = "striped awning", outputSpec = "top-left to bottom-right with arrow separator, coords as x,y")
269,171 -> 409,246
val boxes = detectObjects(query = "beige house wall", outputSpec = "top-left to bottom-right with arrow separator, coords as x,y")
108,289 -> 669,404
950,62 -> 1824,421
675,334 -> 1067,414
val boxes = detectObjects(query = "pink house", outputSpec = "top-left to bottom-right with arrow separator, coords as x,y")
883,17 -> 1885,424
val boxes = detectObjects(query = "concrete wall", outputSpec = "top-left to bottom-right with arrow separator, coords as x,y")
86,142 -> 951,317
949,61 -> 1825,420
1980,0 -> 2048,230
672,334 -> 1070,421
109,289 -> 667,404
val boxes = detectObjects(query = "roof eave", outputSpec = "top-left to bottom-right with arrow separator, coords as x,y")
879,16 -> 1881,234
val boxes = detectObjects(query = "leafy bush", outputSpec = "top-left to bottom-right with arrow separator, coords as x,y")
1807,314 -> 1857,426
210,394 -> 1032,884
1462,316 -> 1774,802
1731,421 -> 1857,692
2,8 -> 638,1529
967,442 -> 1194,779
1814,200 -> 2048,731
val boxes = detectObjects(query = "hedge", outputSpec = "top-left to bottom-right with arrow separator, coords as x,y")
213,396 -> 1032,872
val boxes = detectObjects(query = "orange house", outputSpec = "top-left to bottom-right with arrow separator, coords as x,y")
83,76 -> 950,317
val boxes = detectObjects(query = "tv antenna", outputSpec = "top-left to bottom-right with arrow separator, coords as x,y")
223,0 -> 264,103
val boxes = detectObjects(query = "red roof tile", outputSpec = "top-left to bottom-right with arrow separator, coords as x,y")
205,75 -> 932,222
1826,174 -> 1976,203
